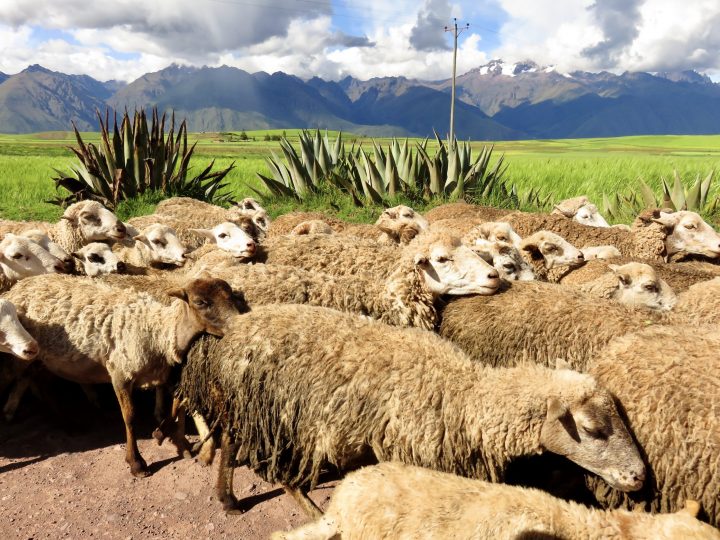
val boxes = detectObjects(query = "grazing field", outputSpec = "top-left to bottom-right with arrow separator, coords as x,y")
1,131 -> 719,222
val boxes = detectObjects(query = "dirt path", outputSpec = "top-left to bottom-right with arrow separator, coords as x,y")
0,393 -> 334,540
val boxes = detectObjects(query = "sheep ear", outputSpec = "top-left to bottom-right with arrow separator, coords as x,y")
554,358 -> 571,370
678,500 -> 701,518
520,239 -> 541,256
553,205 -> 574,218
399,224 -> 420,244
189,229 -> 216,243
546,397 -> 568,423
133,234 -> 148,244
70,251 -> 83,260
651,212 -> 677,230
60,215 -> 78,224
616,273 -> 631,287
414,254 -> 428,266
167,288 -> 188,302
546,397 -> 568,422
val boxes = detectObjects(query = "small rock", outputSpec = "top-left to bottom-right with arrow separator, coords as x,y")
174,491 -> 188,500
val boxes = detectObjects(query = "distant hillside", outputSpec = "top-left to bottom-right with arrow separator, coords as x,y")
1,61 -> 720,138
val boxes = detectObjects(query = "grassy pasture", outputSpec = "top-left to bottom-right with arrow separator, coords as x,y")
1,131 -> 719,222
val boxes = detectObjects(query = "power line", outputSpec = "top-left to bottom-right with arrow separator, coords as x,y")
445,18 -> 469,142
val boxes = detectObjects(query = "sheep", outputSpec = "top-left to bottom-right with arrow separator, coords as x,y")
178,303 -> 645,516
272,463 -> 720,540
648,209 -> 720,262
113,224 -> 188,269
669,276 -> 720,325
261,231 -> 491,282
70,242 -> 127,276
128,214 -> 261,253
270,205 -> 428,245
290,220 -> 335,235
0,299 -> 39,361
518,230 -> 586,282
499,210 -> 668,261
559,257 -> 720,293
187,222 -> 257,260
552,196 -> 611,227
3,273 -> 244,476
0,233 -> 67,291
577,262 -> 677,311
0,201 -> 128,254
461,221 -> 523,248
470,239 -> 535,281
21,229 -> 74,269
581,245 -> 622,260
153,196 -> 271,240
585,324 -> 720,527
438,281 -> 663,370
424,201 -> 510,223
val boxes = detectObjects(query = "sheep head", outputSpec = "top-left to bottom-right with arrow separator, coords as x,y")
520,231 -> 585,269
376,205 -> 429,244
60,200 -> 127,242
0,233 -> 68,280
407,232 -> 501,296
290,220 -> 334,236
608,262 -> 676,311
133,224 -> 188,266
463,221 -> 523,249
652,210 -> 720,260
539,367 -> 645,493
471,239 -> 535,281
0,299 -> 38,361
22,229 -> 73,269
167,275 -> 246,339
229,199 -> 270,239
72,243 -> 125,276
553,197 -> 610,227
189,222 -> 257,260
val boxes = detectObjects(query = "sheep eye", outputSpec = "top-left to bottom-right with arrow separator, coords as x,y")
218,233 -> 228,239
152,239 -> 165,246
581,425 -> 607,440
496,235 -> 507,241
502,262 -> 516,270
644,283 -> 658,292
81,214 -> 100,225
435,256 -> 450,263
684,223 -> 696,230
194,299 -> 209,308
88,254 -> 105,264
402,213 -> 412,218
544,244 -> 557,253
10,253 -> 23,260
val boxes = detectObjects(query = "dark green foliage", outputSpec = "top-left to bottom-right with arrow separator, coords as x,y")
49,108 -> 235,208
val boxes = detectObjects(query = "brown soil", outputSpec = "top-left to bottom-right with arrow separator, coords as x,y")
0,389 -> 335,540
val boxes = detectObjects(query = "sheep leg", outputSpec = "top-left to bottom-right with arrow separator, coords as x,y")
111,377 -> 149,477
191,412 -> 216,466
151,398 -> 193,459
216,429 -> 242,513
283,486 -> 323,519
3,376 -> 31,421
153,386 -> 166,424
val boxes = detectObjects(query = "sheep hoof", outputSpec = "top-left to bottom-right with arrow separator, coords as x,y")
129,459 -> 150,478
197,440 -> 216,466
221,497 -> 246,515
152,427 -> 167,446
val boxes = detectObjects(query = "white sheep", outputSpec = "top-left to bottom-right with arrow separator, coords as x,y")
178,304 -> 645,516
71,242 -> 126,276
552,196 -> 611,227
462,220 -> 523,248
3,273 -> 243,476
273,463 -> 720,540
113,223 -> 188,269
470,239 -> 535,281
0,233 -> 67,291
0,299 -> 38,361
581,244 -> 622,260
188,222 -> 258,260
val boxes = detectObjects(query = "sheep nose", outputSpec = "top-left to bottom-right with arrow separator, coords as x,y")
117,261 -> 127,273
181,251 -> 189,259
22,342 -> 39,358
577,253 -> 585,261
54,262 -> 67,273
247,240 -> 256,250
116,222 -> 127,234
488,269 -> 499,279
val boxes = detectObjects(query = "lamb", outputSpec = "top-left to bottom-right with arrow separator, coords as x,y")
261,231 -> 489,281
273,463 -> 720,540
577,262 -> 677,311
178,303 -> 645,516
424,201 -> 510,223
438,281 -> 663,370
128,214 -> 262,253
21,229 -> 73,269
187,222 -> 257,260
586,324 -> 720,527
518,230 -> 586,282
3,273 -> 243,476
470,239 -> 535,281
0,201 -> 128,254
113,224 -> 188,269
581,245 -> 622,260
552,196 -> 611,227
290,220 -> 335,235
0,233 -> 68,291
461,221 -> 523,248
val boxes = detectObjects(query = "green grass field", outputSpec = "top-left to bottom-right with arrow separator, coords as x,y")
1,131 -> 719,222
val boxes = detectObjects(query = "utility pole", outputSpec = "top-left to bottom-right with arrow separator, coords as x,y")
444,18 -> 469,142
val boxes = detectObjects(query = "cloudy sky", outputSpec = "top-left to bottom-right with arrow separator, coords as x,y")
1,0 -> 719,83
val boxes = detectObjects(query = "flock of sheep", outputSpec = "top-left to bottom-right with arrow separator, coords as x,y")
0,193 -> 719,539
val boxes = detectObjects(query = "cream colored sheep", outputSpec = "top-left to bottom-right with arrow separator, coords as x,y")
581,245 -> 621,260
461,220 -> 523,248
470,239 -> 535,281
268,211 -> 347,237
553,196 -> 611,227
21,229 -> 73,268
519,230 -> 586,282
3,273 -> 243,477
72,242 -> 127,276
428,216 -> 492,238
188,222 -> 257,260
273,463 -> 719,540
0,233 -> 67,291
0,299 -> 38,361
0,201 -> 128,253
578,262 -> 677,311
290,220 -> 334,235
669,276 -> 720,325
586,325 -> 720,527
649,209 -> 720,261
179,304 -> 644,516
113,223 -> 188,269
439,281 -> 663,370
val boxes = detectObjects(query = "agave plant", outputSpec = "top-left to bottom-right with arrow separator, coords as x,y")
603,170 -> 719,221
50,108 -> 235,209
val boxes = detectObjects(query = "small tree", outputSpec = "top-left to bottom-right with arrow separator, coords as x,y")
50,108 -> 235,209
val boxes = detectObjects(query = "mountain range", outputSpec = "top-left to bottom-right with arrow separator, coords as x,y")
1,61 -> 719,139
